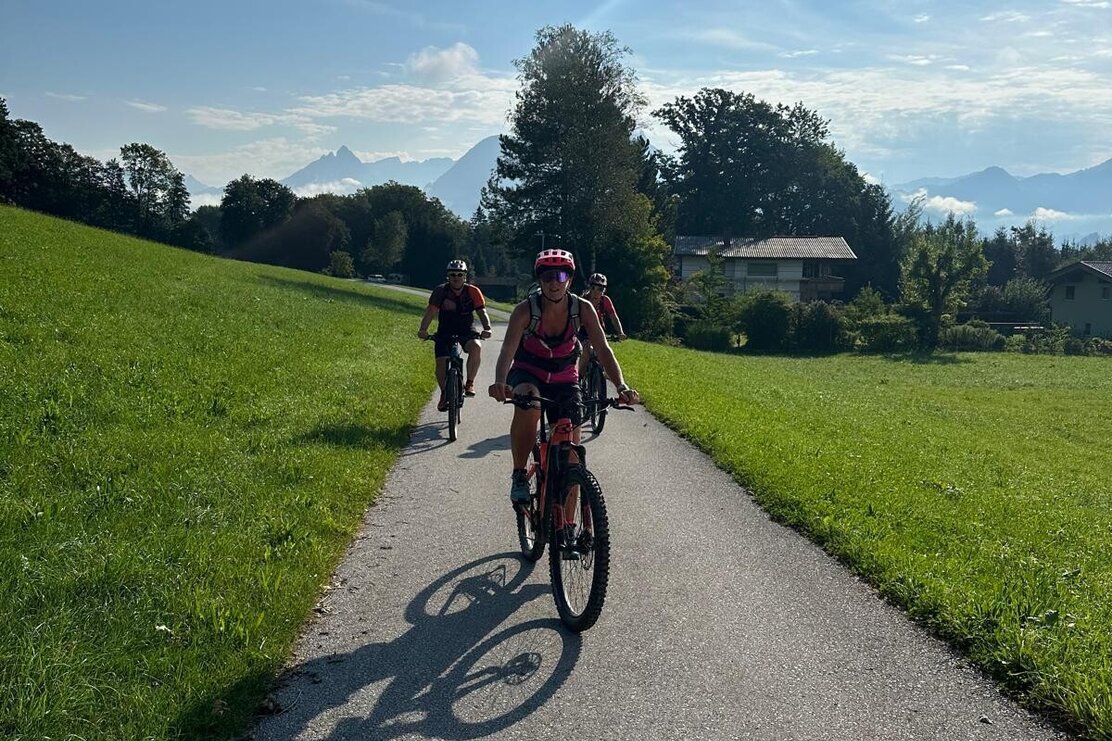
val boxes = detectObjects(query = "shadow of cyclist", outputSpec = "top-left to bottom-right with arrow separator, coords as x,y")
397,422 -> 452,456
457,434 -> 511,460
254,553 -> 581,740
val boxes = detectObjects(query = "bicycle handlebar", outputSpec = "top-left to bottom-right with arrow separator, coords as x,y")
503,393 -> 637,412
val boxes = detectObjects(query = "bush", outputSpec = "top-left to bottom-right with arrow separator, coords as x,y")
1004,334 -> 1027,353
938,323 -> 1006,351
737,290 -> 793,351
1064,337 -> 1086,356
325,250 -> 355,278
791,301 -> 845,353
1084,337 -> 1112,356
855,314 -> 920,353
683,321 -> 734,351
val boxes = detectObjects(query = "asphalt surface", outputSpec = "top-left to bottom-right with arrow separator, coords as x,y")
253,323 -> 1067,741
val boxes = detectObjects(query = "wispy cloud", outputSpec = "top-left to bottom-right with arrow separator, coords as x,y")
1060,0 -> 1110,7
126,100 -> 167,113
781,49 -> 819,58
292,178 -> 364,197
46,92 -> 86,101
913,14 -> 931,23
981,11 -> 1031,22
678,28 -> 777,52
995,208 -> 1014,217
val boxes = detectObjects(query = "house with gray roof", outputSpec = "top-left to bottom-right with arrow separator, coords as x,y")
1045,261 -> 1112,337
673,236 -> 857,301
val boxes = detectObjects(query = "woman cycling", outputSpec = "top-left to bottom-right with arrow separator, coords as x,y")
488,249 -> 639,503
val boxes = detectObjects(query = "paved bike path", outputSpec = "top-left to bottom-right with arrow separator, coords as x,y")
254,326 -> 1065,741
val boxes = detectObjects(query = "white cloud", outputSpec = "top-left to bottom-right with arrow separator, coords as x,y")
251,86 -> 268,92
946,64 -> 972,71
995,208 -> 1014,216
1033,207 -> 1074,220
1060,0 -> 1110,7
890,54 -> 936,66
293,178 -> 364,197
780,49 -> 819,58
981,11 -> 1031,22
913,14 -> 931,23
46,92 -> 86,101
187,106 -> 282,130
126,100 -> 167,113
406,42 -> 480,82
902,188 -> 977,215
293,80 -> 515,125
188,192 -> 223,209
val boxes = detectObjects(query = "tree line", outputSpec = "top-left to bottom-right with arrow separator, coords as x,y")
5,24 -> 1112,344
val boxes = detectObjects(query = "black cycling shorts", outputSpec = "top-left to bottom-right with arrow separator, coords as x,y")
434,331 -> 480,359
507,368 -> 584,426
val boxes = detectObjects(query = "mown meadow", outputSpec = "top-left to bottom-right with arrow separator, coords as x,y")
619,342 -> 1111,739
0,206 -> 434,738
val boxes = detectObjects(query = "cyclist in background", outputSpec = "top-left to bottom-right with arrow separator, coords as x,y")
578,272 -> 626,379
417,259 -> 492,411
489,249 -> 639,503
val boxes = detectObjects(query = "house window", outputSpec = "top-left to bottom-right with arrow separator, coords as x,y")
748,262 -> 778,278
1065,285 -> 1076,300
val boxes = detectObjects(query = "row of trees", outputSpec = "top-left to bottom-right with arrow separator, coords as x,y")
1,99 -> 196,246
6,21 -> 1112,343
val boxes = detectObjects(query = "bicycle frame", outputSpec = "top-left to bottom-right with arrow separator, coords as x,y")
530,407 -> 588,538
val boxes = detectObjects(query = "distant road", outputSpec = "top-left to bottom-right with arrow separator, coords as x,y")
255,324 -> 1065,741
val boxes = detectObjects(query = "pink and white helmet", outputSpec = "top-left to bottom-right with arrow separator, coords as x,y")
534,248 -> 575,274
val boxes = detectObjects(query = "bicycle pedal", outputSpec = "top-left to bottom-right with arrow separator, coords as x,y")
560,549 -> 581,561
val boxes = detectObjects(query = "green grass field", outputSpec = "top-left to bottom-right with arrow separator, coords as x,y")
0,206 -> 434,739
619,342 -> 1112,739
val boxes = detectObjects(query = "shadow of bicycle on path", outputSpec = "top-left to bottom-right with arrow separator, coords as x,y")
255,553 -> 581,740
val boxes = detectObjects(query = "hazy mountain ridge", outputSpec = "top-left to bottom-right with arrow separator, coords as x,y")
186,141 -> 1112,237
280,145 -> 454,191
893,158 -> 1112,216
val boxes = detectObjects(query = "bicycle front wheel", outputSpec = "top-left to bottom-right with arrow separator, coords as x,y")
549,466 -> 610,632
446,367 -> 460,442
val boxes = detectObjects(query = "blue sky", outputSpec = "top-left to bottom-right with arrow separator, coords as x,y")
3,0 -> 1111,196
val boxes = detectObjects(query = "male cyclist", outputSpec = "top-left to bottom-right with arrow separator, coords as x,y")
578,272 -> 627,379
417,259 -> 493,411
488,249 -> 640,503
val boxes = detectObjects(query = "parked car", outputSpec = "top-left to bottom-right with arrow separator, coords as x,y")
367,274 -> 387,283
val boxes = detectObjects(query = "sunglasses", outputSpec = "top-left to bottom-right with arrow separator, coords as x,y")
539,269 -> 570,284
447,272 -> 466,278
590,284 -> 606,290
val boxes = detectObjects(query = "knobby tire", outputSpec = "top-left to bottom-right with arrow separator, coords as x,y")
446,366 -> 459,442
549,466 -> 610,632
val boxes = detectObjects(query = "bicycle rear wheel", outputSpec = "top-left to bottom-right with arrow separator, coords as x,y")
584,370 -> 598,428
590,364 -> 607,435
515,446 -> 545,562
446,366 -> 460,442
549,466 -> 610,632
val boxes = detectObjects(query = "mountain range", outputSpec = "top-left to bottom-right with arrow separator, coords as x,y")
186,140 -> 1112,238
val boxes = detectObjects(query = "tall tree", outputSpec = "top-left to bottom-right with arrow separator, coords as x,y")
900,214 -> 989,346
119,143 -> 186,236
219,175 -> 295,248
485,24 -> 671,335
362,210 -> 408,273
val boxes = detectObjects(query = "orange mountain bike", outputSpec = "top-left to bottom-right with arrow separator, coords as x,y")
505,393 -> 634,631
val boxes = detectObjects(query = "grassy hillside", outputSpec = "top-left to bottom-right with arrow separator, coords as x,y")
619,343 -> 1111,739
0,206 -> 435,738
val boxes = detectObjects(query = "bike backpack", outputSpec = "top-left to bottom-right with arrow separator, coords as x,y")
524,291 -> 581,339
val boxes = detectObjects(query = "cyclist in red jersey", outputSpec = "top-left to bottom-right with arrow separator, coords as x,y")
489,249 -> 639,503
417,259 -> 493,411
578,272 -> 626,379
